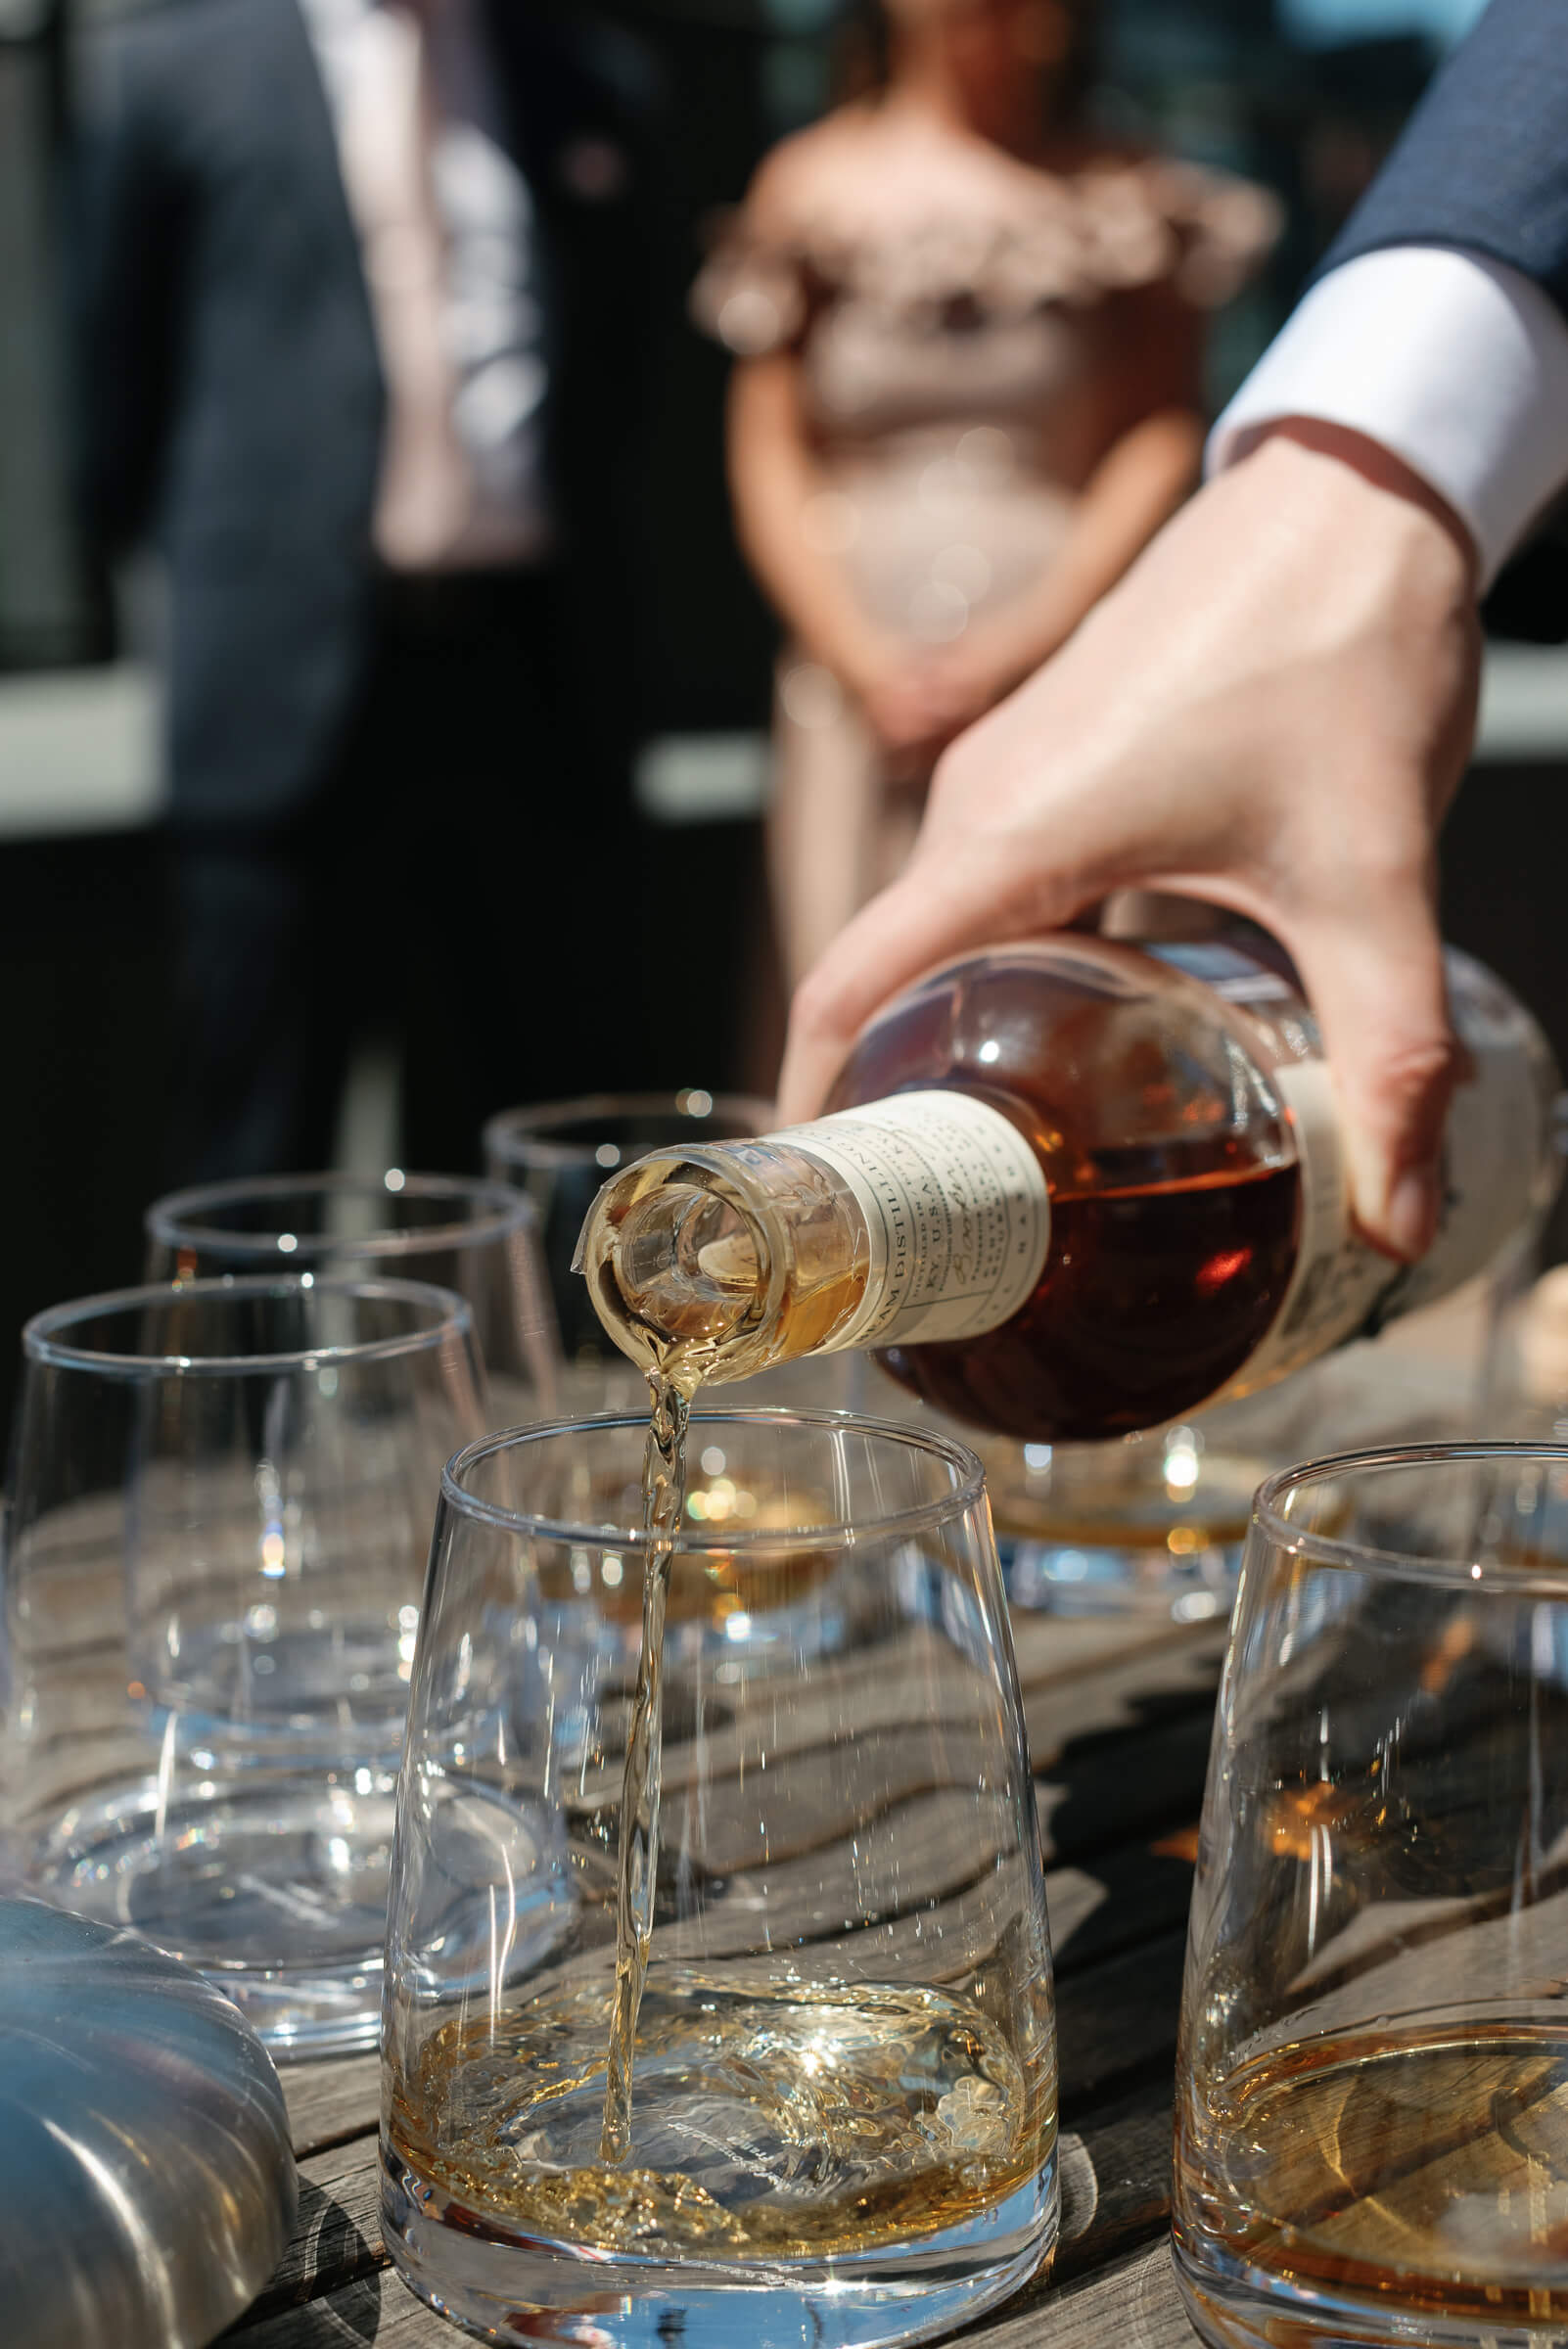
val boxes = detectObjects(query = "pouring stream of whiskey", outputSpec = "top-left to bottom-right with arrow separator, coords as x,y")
600,1360 -> 694,2163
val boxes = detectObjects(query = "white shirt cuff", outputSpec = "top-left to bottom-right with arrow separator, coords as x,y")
1208,246 -> 1568,590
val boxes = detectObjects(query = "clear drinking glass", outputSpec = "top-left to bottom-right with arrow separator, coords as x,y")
482,1092 -> 773,1405
382,1408 -> 1057,2349
985,1268 -> 1510,1621
1174,1442 -> 1568,2349
981,1380 -> 1322,1622
145,1170 -> 558,1425
0,1277 -> 484,2054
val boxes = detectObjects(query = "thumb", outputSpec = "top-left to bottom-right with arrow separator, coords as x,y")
777,851 -> 1092,1124
777,875 -> 990,1125
1281,899 -> 1459,1262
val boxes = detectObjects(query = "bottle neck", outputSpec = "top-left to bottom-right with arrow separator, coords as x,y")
575,1138 -> 874,1392
576,1091 -> 1053,1389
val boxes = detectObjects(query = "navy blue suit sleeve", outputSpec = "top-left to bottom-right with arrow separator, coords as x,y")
67,21 -> 192,551
1320,0 -> 1568,320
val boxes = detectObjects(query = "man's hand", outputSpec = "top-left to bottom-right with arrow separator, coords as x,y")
777,424 -> 1483,1262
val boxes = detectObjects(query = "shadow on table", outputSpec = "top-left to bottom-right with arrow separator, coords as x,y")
235,2182 -> 384,2343
1041,1669 -> 1216,1980
1026,1660 -> 1221,2303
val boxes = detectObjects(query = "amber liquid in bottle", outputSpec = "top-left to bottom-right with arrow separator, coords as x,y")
827,952 -> 1302,1442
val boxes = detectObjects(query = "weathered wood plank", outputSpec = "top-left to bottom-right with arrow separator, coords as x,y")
961,2237 -> 1198,2348
229,2268 -> 439,2344
240,2139 -> 390,2327
1056,2078 -> 1174,2282
1038,1703 -> 1215,1865
228,2183 -> 1200,2349
1024,1627 -> 1223,1770
1046,1835 -> 1198,1978
281,2055 -> 382,2159
1055,1926 -> 1187,2109
573,1613 -> 1221,1810
1010,1611 -> 1222,1696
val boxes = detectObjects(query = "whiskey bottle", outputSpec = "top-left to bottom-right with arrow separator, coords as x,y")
576,935 -> 1559,1443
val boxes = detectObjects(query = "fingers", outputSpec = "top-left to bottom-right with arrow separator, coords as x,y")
776,848 -> 1085,1122
782,802 -> 1461,1271
1278,893 -> 1459,1261
777,883 -> 957,1123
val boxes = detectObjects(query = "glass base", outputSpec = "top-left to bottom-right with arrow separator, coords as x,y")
978,1428 -> 1270,1621
140,1614 -> 416,1741
382,2142 -> 1056,2349
23,1773 -> 401,2054
1001,1533 -> 1240,1621
1173,2236 -> 1563,2349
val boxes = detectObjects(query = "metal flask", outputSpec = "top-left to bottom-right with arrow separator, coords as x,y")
0,1895 -> 298,2345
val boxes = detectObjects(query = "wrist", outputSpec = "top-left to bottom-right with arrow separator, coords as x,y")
1229,418 -> 1481,604
1209,248 -> 1568,590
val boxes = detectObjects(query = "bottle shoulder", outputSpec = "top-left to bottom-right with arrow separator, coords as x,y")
828,939 -> 1300,1190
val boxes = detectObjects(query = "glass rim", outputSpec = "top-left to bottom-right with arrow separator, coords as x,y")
1255,1439 -> 1568,1591
440,1405 -> 988,1551
143,1169 -> 534,1260
23,1275 -> 475,1377
482,1091 -> 774,1169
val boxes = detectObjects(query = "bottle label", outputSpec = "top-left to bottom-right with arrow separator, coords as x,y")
1211,950 -> 1551,1397
1386,950 -> 1553,1315
778,1090 -> 1051,1354
1218,1057 -> 1371,1391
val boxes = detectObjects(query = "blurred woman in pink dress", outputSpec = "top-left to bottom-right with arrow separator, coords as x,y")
695,0 -> 1278,987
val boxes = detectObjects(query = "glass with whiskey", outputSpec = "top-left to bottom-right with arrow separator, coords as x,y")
381,1408 -> 1057,2348
1174,1441 -> 1568,2348
979,1376 -> 1323,1619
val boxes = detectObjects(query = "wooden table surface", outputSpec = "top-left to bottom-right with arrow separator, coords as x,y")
221,1605 -> 1225,2349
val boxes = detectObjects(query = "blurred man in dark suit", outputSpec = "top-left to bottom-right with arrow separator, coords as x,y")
70,0 -> 653,1179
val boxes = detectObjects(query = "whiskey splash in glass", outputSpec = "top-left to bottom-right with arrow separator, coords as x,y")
381,1410 -> 1056,2349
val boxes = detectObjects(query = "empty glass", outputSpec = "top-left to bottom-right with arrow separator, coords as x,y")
482,1092 -> 772,1404
145,1171 -> 558,1425
382,1408 -> 1057,2348
0,1278 -> 484,2054
1174,1442 -> 1568,2349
